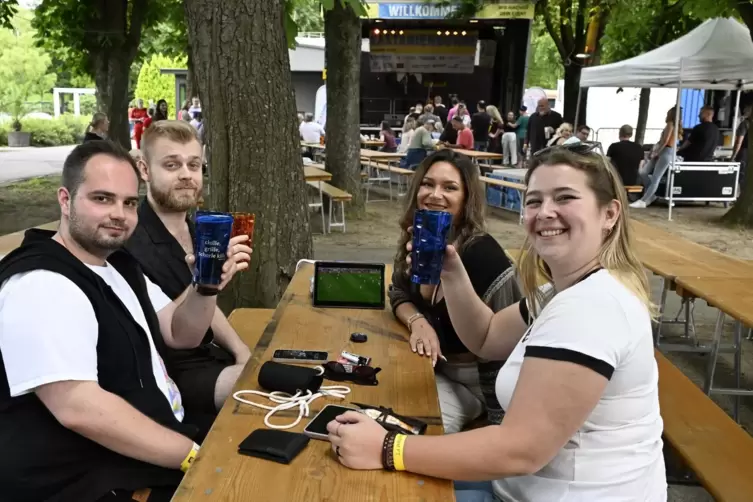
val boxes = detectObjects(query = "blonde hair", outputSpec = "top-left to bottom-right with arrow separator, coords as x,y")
486,105 -> 503,123
141,120 -> 201,161
87,112 -> 108,133
518,149 -> 657,318
557,122 -> 573,135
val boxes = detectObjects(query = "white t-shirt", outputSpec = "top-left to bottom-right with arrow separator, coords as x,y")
494,270 -> 666,502
300,121 -> 325,143
0,266 -> 185,422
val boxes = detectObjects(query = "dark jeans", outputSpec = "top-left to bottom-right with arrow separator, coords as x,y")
402,148 -> 428,170
474,141 -> 487,152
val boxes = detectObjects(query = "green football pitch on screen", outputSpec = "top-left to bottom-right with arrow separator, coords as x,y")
317,271 -> 382,303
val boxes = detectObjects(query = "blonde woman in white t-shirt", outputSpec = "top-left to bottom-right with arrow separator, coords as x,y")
325,143 -> 667,502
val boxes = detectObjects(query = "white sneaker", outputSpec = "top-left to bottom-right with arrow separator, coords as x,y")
630,200 -> 647,209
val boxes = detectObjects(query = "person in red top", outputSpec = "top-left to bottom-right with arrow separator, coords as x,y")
129,99 -> 148,149
446,115 -> 474,150
142,107 -> 155,132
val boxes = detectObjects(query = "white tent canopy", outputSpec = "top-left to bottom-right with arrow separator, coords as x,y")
581,17 -> 753,90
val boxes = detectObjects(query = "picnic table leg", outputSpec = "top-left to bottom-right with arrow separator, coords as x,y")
655,279 -> 670,345
318,181 -> 326,234
703,311 -> 725,395
388,162 -> 393,201
733,320 -> 743,421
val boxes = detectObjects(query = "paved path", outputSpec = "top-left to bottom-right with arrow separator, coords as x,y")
0,146 -> 76,184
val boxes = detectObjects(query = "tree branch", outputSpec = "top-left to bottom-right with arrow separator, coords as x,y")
539,0 -> 569,60
559,0 -> 574,52
573,0 -> 589,51
127,0 -> 149,59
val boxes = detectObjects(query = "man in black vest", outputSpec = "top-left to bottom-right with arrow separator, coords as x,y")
126,121 -> 251,425
0,141 -> 250,501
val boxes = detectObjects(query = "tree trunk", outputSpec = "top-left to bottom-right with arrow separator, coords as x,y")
723,4 -> 753,226
563,63 -> 586,126
324,2 -> 365,214
94,51 -> 134,150
186,46 -> 197,101
635,88 -> 651,145
185,0 -> 313,308
722,130 -> 753,226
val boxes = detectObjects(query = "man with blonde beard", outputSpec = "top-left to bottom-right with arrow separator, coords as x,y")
126,121 -> 251,432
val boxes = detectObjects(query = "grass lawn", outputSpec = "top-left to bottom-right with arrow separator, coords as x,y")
0,175 -> 61,235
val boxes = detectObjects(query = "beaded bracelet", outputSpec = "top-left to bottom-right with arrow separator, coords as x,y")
381,431 -> 399,471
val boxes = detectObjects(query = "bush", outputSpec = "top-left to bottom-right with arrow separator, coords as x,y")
135,54 -> 187,119
0,116 -> 90,147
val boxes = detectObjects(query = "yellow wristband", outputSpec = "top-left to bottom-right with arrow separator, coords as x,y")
181,442 -> 200,473
392,434 -> 407,471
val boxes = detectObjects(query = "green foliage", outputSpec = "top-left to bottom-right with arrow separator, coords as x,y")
135,53 -> 186,119
0,115 -> 89,146
139,0 -> 186,60
0,10 -> 57,131
286,0 -> 366,46
32,0 -> 172,81
290,0 -> 324,33
600,0 -> 728,64
0,0 -> 17,29
527,16 -> 564,89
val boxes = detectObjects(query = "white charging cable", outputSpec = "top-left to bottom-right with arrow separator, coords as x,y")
232,366 -> 351,429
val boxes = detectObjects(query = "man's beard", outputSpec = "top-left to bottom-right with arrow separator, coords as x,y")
151,181 -> 202,212
69,203 -> 130,257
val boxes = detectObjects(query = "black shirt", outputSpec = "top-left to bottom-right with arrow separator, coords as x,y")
392,233 -> 512,355
679,121 -> 719,161
607,140 -> 645,186
435,104 -> 449,125
503,121 -> 517,133
527,110 -> 564,154
471,111 -> 492,143
126,199 -> 220,354
83,131 -> 105,143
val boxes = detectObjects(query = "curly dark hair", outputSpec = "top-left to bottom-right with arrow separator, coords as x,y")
394,149 -> 487,278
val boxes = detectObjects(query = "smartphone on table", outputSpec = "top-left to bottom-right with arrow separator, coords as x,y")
272,349 -> 328,365
304,404 -> 358,440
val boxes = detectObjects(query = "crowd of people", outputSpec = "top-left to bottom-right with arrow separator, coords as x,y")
128,97 -> 204,149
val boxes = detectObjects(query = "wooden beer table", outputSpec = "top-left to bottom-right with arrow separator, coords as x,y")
172,263 -> 454,501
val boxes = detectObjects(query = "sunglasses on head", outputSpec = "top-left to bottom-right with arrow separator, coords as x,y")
322,361 -> 381,386
533,141 -> 601,158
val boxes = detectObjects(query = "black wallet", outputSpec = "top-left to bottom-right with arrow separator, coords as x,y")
238,429 -> 310,464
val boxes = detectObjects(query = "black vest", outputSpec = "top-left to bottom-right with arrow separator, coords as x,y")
0,230 -> 195,502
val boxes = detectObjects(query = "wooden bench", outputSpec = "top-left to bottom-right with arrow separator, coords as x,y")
0,221 -> 59,257
656,350 -> 753,500
625,185 -> 643,193
306,181 -> 352,233
480,176 -> 526,223
360,158 -> 413,202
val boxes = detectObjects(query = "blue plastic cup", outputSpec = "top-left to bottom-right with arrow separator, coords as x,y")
194,212 -> 234,292
410,210 -> 453,285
